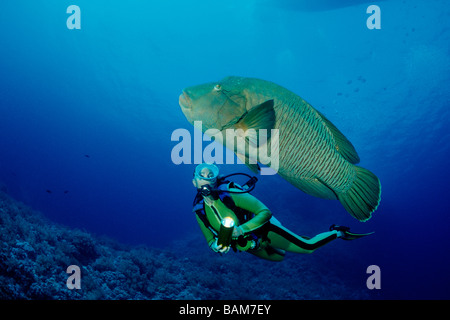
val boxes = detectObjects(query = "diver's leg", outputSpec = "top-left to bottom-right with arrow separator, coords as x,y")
267,222 -> 339,254
248,246 -> 286,262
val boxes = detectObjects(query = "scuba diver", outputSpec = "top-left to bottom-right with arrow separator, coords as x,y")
192,163 -> 372,262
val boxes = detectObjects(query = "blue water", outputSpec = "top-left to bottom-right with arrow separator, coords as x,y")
0,0 -> 449,299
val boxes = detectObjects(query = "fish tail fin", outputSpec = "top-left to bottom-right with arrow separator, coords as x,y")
338,166 -> 381,221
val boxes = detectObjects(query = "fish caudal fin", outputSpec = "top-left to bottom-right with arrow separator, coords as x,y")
338,166 -> 381,221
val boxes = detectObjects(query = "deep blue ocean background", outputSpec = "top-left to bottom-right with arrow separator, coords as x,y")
0,0 -> 449,299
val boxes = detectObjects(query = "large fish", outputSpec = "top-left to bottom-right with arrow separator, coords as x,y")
179,76 -> 381,221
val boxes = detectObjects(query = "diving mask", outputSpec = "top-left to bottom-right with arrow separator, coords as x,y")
194,163 -> 219,181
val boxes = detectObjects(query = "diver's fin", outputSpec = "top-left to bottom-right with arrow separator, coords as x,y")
341,231 -> 374,240
236,152 -> 260,174
316,110 -> 360,164
330,224 -> 374,240
235,100 -> 276,148
337,166 -> 381,221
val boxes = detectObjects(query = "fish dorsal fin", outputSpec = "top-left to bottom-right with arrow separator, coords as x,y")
316,110 -> 360,164
234,99 -> 276,148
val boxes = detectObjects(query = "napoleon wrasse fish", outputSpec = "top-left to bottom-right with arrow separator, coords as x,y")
179,76 -> 381,221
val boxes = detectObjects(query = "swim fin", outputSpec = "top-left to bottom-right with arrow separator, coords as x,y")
329,224 -> 374,241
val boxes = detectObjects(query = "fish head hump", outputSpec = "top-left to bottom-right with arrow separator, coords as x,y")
179,77 -> 248,132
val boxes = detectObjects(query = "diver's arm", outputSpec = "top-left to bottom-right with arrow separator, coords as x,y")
230,192 -> 272,234
195,214 -> 216,248
195,214 -> 230,253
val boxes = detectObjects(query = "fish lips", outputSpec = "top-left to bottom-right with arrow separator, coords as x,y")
178,91 -> 219,130
179,91 -> 192,110
179,91 -> 197,125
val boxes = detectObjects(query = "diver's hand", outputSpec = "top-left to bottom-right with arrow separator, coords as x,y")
232,226 -> 244,239
210,239 -> 230,254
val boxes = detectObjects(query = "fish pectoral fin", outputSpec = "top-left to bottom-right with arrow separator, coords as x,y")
235,99 -> 276,148
316,110 -> 360,164
236,153 -> 260,174
243,99 -> 275,130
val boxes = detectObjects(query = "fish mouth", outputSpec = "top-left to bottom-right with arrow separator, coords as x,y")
179,91 -> 192,110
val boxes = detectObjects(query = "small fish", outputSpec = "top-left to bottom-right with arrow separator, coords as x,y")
46,190 -> 52,194
179,76 -> 381,221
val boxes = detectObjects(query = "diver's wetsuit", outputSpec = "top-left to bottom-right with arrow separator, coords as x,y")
194,184 -> 339,262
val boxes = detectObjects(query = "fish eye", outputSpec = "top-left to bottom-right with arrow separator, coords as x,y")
214,84 -> 222,91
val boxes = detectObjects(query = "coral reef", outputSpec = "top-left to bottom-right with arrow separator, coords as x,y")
0,191 -> 369,300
